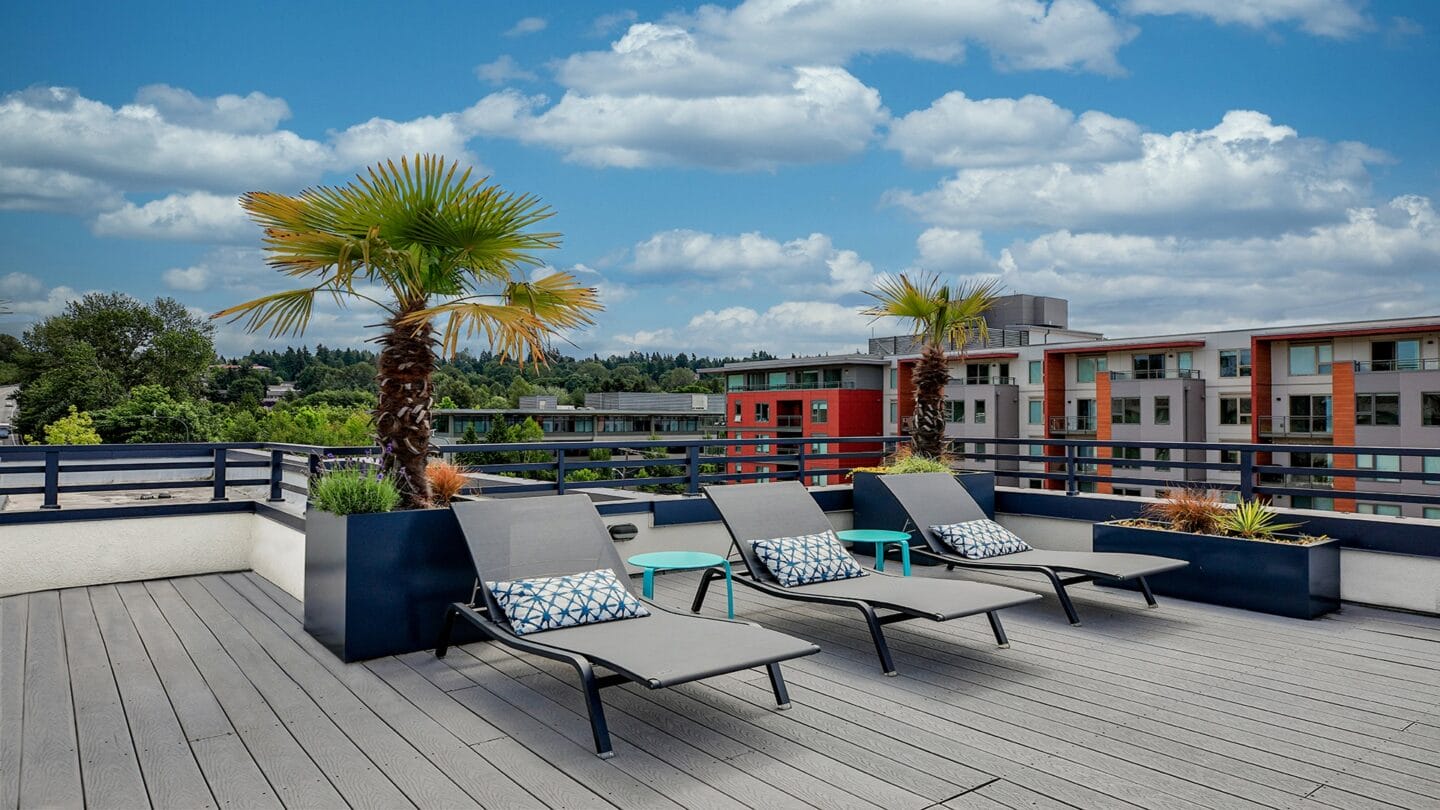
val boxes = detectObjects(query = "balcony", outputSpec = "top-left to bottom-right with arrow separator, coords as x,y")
4,437 -> 1440,809
950,375 -> 1017,385
1354,358 -> 1440,373
775,414 -> 805,429
726,380 -> 857,392
1048,415 -> 1097,435
1108,369 -> 1203,380
1257,415 -> 1333,439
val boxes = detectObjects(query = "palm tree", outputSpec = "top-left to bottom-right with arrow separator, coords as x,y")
864,274 -> 1000,459
215,155 -> 601,508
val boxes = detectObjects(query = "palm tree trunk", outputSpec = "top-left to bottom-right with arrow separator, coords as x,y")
911,343 -> 950,459
376,312 -> 436,509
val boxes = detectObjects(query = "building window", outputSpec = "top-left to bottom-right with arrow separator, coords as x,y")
1291,496 -> 1335,511
1288,343 -> 1333,376
1425,507 -> 1440,520
1424,392 -> 1440,426
965,363 -> 989,384
1357,503 -> 1402,517
1028,360 -> 1042,384
890,367 -> 898,387
1220,449 -> 1240,464
1115,487 -> 1142,497
1154,448 -> 1171,471
1371,339 -> 1421,371
973,400 -> 987,424
1115,447 -> 1141,468
945,400 -> 965,423
1153,396 -> 1171,425
810,399 -> 829,424
1177,352 -> 1193,371
1219,349 -> 1252,378
1220,396 -> 1252,425
1029,444 -> 1046,456
1028,479 -> 1043,489
1289,395 -> 1332,433
756,435 -> 770,453
1028,399 -> 1043,425
1111,397 -> 1141,424
1076,355 -> 1106,383
811,433 -> 828,453
1425,456 -> 1440,484
1356,394 -> 1400,426
814,474 -> 829,487
1357,454 -> 1401,483
757,465 -> 770,483
733,400 -> 743,422
754,402 -> 769,423
890,401 -> 898,423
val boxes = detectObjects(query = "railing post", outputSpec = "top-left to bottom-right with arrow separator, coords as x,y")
686,444 -> 701,495
267,450 -> 285,502
1064,445 -> 1078,496
555,448 -> 567,494
211,447 -> 229,501
41,449 -> 60,510
795,440 -> 807,486
1239,450 -> 1255,501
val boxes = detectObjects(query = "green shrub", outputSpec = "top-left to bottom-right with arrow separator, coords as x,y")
311,466 -> 402,515
884,455 -> 952,474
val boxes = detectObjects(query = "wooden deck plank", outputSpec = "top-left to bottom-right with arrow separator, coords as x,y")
18,591 -> 83,809
1,594 -> 29,810
87,585 -> 218,810
141,580 -> 336,810
167,577 -> 415,810
57,588 -> 150,810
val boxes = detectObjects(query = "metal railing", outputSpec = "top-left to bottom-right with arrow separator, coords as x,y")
951,376 -> 1017,385
1257,415 -> 1333,437
775,415 -> 805,428
1109,369 -> 1203,381
725,380 -> 857,392
1049,415 -> 1098,434
868,328 -> 1031,356
1354,359 -> 1440,373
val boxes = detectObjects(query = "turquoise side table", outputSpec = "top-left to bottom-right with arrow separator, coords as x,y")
627,551 -> 735,619
836,529 -> 913,576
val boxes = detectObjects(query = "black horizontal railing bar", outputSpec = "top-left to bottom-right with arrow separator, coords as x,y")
0,479 -> 273,496
1071,473 -> 1240,491
1255,486 -> 1440,507
1257,465 -> 1440,482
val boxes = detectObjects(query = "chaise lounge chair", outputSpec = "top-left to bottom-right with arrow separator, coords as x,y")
700,482 -> 1041,675
437,494 -> 820,758
878,472 -> 1189,625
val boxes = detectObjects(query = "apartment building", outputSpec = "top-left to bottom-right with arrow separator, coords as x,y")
879,309 -> 1440,518
432,392 -> 725,444
702,355 -> 886,486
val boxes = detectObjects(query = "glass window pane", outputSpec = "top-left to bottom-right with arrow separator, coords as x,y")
1290,345 -> 1317,375
1154,396 -> 1170,425
1028,400 -> 1043,424
1423,393 -> 1440,426
1028,361 -> 1042,384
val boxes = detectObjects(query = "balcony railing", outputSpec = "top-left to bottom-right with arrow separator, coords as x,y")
1257,415 -> 1333,437
950,376 -> 1017,385
1354,359 -> 1440,373
725,380 -> 857,392
1109,369 -> 1203,381
868,327 -> 1031,355
775,415 -> 804,428
1049,415 -> 1098,434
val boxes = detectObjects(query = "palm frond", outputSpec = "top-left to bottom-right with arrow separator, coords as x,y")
211,285 -> 336,338
404,271 -> 601,361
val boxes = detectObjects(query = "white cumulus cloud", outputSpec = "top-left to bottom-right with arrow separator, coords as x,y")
629,229 -> 878,297
505,17 -> 547,36
475,55 -> 538,85
1123,0 -> 1371,38
92,191 -> 251,242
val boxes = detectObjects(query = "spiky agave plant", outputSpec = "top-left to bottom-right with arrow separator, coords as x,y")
864,274 -> 1001,459
1220,498 -> 1304,540
215,155 -> 601,508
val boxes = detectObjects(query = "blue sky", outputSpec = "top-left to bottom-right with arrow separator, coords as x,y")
2,0 -> 1437,358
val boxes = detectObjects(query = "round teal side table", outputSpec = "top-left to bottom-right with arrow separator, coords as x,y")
836,529 -> 912,576
627,551 -> 734,618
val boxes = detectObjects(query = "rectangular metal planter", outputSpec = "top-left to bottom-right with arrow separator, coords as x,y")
304,507 -> 483,662
850,470 -> 995,565
1092,522 -> 1341,619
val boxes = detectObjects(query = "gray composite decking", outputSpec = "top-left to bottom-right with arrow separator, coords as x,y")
3,567 -> 1440,810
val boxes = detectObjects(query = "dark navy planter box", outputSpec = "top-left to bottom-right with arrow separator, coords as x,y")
851,471 -> 995,565
305,507 -> 483,662
1093,522 -> 1341,619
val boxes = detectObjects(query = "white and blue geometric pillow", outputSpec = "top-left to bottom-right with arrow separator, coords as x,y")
931,519 -> 1032,559
487,569 -> 649,635
751,531 -> 868,587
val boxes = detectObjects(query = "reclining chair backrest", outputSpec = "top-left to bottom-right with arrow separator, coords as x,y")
704,482 -> 837,584
452,495 -> 631,618
877,472 -> 988,554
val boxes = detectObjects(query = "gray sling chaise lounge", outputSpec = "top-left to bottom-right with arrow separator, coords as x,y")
437,494 -> 820,758
879,472 -> 1189,625
699,482 -> 1040,675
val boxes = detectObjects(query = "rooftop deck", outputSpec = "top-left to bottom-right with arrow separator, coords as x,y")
4,567 -> 1440,810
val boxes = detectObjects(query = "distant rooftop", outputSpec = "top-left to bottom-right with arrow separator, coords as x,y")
698,353 -> 888,374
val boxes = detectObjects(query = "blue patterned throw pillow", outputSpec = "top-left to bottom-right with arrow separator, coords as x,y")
931,519 -> 1032,559
751,531 -> 868,587
488,569 -> 649,635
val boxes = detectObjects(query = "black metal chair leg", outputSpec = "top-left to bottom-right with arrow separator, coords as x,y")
1138,576 -> 1159,608
435,603 -> 461,658
766,663 -> 792,709
1048,574 -> 1083,625
986,611 -> 1010,648
859,606 -> 898,676
691,568 -> 722,613
575,661 -> 614,758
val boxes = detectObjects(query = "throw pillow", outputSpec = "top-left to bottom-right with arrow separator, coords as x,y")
751,531 -> 868,587
488,568 -> 649,635
930,519 -> 1032,559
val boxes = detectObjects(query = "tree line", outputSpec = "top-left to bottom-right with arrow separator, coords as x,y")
0,291 -> 773,446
